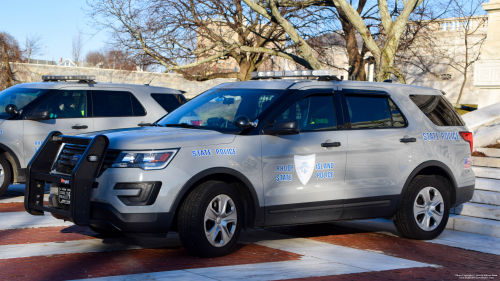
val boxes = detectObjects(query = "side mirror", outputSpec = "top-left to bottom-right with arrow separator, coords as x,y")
5,104 -> 18,115
234,115 -> 251,129
26,110 -> 50,121
263,119 -> 300,135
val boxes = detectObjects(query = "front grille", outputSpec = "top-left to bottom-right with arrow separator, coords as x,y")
53,144 -> 120,176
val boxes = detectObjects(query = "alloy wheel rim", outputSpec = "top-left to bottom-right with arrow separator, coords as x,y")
0,163 -> 4,186
413,186 -> 444,231
204,194 -> 237,247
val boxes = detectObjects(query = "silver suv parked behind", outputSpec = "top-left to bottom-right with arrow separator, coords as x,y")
0,75 -> 186,196
26,70 -> 475,257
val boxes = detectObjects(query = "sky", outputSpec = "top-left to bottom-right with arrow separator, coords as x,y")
0,0 -> 109,63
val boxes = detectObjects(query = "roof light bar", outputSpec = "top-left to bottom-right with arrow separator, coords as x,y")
250,70 -> 341,80
42,75 -> 96,82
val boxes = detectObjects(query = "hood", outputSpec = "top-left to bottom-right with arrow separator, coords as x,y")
80,127 -> 237,150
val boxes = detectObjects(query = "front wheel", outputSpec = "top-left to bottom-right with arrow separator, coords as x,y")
0,156 -> 11,197
178,181 -> 242,257
394,175 -> 450,240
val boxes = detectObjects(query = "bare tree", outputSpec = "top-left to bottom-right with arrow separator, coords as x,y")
24,33 -> 43,63
85,49 -> 106,67
86,0 -> 314,80
72,31 -> 84,64
440,0 -> 486,106
244,0 -> 432,82
0,32 -> 22,89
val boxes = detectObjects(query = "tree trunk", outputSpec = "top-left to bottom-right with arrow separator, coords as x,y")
375,48 -> 407,84
337,3 -> 367,81
456,70 -> 467,107
1,45 -> 14,89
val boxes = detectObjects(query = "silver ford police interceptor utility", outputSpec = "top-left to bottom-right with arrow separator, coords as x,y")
25,70 -> 475,257
0,75 -> 186,196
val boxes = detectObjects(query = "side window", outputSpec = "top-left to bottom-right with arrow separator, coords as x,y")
277,95 -> 336,131
131,94 -> 146,116
388,99 -> 406,127
150,93 -> 185,113
92,91 -> 135,117
33,90 -> 87,119
345,95 -> 391,128
409,95 -> 465,126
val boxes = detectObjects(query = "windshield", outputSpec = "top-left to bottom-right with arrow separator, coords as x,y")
0,87 -> 49,117
158,88 -> 286,132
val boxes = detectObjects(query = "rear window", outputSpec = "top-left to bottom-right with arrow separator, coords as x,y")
345,95 -> 406,129
151,93 -> 187,113
409,95 -> 465,126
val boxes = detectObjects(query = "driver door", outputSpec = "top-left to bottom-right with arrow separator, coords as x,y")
261,89 -> 348,226
23,87 -> 93,165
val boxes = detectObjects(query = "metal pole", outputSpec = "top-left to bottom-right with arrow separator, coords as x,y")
46,46 -> 48,65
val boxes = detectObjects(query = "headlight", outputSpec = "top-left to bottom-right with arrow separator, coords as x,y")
111,149 -> 178,170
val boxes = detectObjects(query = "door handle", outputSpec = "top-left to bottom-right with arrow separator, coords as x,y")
71,125 -> 88,129
321,142 -> 341,147
400,137 -> 416,143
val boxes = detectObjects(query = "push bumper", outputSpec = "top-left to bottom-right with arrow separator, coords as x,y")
25,131 -> 109,226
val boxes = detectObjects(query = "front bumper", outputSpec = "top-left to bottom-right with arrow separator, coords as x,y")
90,202 -> 173,233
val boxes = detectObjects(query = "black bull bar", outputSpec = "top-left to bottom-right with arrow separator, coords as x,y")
24,131 -> 109,226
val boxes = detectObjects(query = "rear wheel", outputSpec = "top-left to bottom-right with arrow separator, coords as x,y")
178,181 -> 242,257
394,175 -> 450,240
0,156 -> 12,197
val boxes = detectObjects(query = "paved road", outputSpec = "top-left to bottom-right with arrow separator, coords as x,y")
1,185 -> 499,280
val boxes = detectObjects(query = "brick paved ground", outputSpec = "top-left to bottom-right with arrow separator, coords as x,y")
0,200 -> 498,280
271,223 -> 500,280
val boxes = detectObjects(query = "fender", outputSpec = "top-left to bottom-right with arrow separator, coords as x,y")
396,160 -> 458,210
0,142 -> 22,182
169,167 -> 265,227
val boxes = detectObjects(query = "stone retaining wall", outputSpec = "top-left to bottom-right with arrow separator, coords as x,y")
10,63 -> 237,99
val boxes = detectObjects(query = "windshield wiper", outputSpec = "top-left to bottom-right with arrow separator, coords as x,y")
165,123 -> 203,129
138,122 -> 162,127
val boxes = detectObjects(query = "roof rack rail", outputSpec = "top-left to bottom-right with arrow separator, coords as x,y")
42,75 -> 96,83
250,70 -> 343,81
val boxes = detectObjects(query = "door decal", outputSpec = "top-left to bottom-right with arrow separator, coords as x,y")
294,154 -> 316,185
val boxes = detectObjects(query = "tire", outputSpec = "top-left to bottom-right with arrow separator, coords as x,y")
89,225 -> 123,237
394,175 -> 450,240
178,180 -> 243,257
0,156 -> 12,197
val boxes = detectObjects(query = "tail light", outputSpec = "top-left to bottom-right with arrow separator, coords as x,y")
190,120 -> 203,126
459,131 -> 473,153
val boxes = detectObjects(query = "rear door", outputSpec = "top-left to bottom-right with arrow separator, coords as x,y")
91,89 -> 148,131
23,86 -> 93,164
341,89 -> 417,216
261,88 -> 348,226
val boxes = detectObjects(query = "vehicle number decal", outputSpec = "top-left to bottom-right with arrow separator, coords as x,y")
422,132 -> 460,141
34,140 -> 43,152
192,149 -> 212,157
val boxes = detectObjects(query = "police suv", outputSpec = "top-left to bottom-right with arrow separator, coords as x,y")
0,75 -> 186,196
25,70 -> 475,257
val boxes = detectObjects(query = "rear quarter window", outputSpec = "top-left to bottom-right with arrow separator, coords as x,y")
151,93 -> 187,113
409,95 -> 465,126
